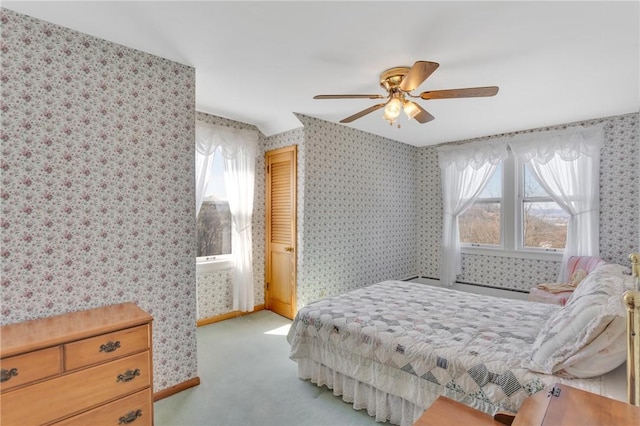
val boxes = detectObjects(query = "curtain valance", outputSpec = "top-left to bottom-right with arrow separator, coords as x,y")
195,121 -> 260,158
437,139 -> 508,171
508,125 -> 604,163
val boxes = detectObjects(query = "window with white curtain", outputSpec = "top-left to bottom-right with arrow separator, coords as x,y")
195,121 -> 259,311
459,163 -> 502,246
196,147 -> 232,259
440,125 -> 603,286
519,162 -> 570,251
438,140 -> 507,286
460,153 -> 570,255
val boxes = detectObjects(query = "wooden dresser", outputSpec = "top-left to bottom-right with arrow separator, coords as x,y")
0,303 -> 153,426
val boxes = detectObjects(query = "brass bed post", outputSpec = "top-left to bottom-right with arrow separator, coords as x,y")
624,252 -> 640,406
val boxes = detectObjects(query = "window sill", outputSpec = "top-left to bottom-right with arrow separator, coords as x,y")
196,258 -> 235,273
461,246 -> 563,262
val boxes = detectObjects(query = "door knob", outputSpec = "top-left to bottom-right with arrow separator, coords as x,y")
284,246 -> 294,252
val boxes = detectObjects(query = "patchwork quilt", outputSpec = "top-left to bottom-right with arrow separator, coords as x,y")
287,281 -> 603,415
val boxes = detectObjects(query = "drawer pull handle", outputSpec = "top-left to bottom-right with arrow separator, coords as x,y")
119,409 -> 143,424
100,340 -> 121,353
1,368 -> 18,382
116,368 -> 141,383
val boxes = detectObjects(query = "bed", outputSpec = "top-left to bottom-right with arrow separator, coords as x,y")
287,260 -> 636,426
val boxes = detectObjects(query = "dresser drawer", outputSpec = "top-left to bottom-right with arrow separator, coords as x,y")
64,325 -> 149,370
0,346 -> 61,392
0,351 -> 151,426
54,389 -> 152,426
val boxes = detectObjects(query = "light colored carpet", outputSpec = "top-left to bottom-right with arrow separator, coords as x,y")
154,310 -> 386,426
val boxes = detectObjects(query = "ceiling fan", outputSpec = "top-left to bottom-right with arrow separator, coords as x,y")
314,61 -> 499,127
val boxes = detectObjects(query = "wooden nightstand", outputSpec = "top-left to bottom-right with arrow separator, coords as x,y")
413,396 -> 504,426
513,383 -> 640,426
414,384 -> 640,426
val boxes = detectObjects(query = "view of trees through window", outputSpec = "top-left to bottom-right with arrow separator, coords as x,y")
459,202 -> 569,249
459,162 -> 569,250
459,202 -> 501,245
521,164 -> 569,249
196,199 -> 231,257
197,150 -> 232,258
522,202 -> 569,249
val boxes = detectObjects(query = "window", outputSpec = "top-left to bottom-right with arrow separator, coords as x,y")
519,164 -> 570,251
460,151 -> 568,257
459,164 -> 502,246
196,148 -> 232,260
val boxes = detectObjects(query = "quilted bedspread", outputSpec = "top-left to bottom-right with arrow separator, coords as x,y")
287,281 -> 603,416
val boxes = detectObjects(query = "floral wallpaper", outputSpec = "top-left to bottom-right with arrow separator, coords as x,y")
0,9 -> 197,392
296,115 -> 419,307
195,113 -> 420,316
419,112 -> 639,290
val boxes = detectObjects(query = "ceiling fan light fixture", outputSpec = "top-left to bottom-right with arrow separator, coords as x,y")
403,101 -> 420,120
383,97 -> 402,123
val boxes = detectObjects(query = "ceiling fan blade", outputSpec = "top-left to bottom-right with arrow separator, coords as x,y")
399,61 -> 439,92
314,94 -> 385,100
409,102 -> 435,124
340,103 -> 386,123
420,86 -> 499,100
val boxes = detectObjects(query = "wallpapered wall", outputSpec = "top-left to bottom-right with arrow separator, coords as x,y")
418,112 -> 640,290
0,9 -> 198,392
296,115 -> 419,306
195,113 -> 419,316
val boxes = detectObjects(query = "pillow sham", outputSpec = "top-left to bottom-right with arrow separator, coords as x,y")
565,263 -> 631,306
522,266 -> 628,375
559,316 -> 626,378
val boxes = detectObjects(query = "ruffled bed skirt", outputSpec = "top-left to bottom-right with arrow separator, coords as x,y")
296,357 -> 606,426
297,358 -> 425,426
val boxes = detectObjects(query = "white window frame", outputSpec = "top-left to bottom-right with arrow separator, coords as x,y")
463,197 -> 503,249
461,151 -> 564,261
197,255 -> 235,273
516,158 -> 565,254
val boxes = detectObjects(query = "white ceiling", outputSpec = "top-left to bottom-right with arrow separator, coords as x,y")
4,1 -> 639,147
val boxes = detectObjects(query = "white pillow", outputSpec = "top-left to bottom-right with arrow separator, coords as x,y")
522,266 -> 627,375
560,316 -> 626,378
565,263 -> 630,305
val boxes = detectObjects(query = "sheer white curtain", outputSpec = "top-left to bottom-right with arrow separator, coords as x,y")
195,122 -> 260,311
195,127 -> 216,217
509,125 -> 604,281
438,141 -> 508,286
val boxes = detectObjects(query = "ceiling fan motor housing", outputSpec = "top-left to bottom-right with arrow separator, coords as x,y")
379,67 -> 411,91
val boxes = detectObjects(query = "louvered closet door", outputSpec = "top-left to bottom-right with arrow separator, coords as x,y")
265,145 -> 297,319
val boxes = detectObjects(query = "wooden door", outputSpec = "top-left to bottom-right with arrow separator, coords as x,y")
265,146 -> 297,319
